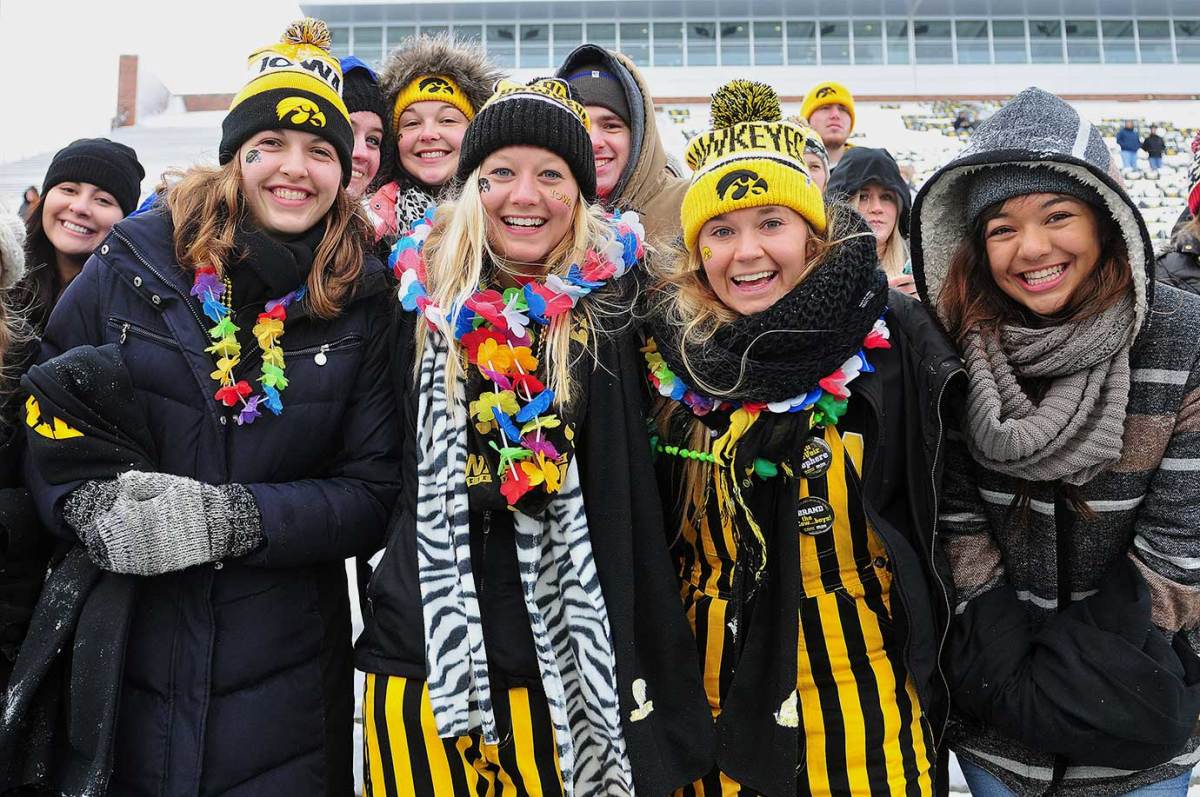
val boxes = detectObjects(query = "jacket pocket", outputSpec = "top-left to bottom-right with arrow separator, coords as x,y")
107,316 -> 180,350
282,334 -> 364,363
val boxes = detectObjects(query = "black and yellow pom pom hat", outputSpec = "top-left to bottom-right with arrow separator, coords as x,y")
219,19 -> 354,185
680,80 -> 826,251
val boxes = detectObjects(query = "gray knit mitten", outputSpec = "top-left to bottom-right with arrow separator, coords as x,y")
63,471 -> 262,576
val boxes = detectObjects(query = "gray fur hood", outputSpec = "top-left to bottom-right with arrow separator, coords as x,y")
378,34 -> 502,123
911,86 -> 1155,338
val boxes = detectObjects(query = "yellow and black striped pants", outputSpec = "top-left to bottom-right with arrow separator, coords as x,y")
362,674 -> 565,797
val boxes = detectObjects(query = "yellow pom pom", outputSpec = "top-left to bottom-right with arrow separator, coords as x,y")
710,80 -> 781,129
281,18 -> 332,52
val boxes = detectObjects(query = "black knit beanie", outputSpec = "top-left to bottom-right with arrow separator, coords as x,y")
564,65 -> 631,127
42,138 -> 145,216
456,78 -> 597,201
340,56 -> 388,124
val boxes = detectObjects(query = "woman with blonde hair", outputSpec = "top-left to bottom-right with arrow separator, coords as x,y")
355,77 -> 711,796
643,81 -> 961,796
827,146 -> 916,297
20,21 -> 399,793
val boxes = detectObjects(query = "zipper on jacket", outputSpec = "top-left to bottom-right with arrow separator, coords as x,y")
283,334 -> 364,358
478,510 -> 492,596
109,317 -> 179,349
926,365 -> 965,754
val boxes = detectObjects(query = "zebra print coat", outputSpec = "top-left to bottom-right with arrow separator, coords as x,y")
355,310 -> 716,794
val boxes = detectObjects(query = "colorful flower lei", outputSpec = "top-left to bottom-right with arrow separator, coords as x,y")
390,206 -> 646,505
644,316 -> 892,427
191,266 -> 305,426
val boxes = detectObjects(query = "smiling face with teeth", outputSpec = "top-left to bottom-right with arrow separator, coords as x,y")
238,129 -> 342,237
586,106 -> 631,200
697,205 -> 818,316
41,181 -> 124,263
982,193 -> 1103,317
478,146 -> 579,270
397,101 -> 469,189
347,111 -> 384,200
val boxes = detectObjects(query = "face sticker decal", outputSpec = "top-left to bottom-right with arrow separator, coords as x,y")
478,177 -> 490,193
550,188 -> 574,210
701,246 -> 713,261
245,149 -> 261,164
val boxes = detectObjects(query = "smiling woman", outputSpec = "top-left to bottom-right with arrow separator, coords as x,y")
15,138 -> 144,333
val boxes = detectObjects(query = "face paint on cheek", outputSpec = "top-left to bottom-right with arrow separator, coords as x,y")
245,149 -> 261,164
478,177 -> 490,193
701,246 -> 713,262
550,189 -> 575,210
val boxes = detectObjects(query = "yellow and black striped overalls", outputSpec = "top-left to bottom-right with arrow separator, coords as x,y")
674,423 -> 933,797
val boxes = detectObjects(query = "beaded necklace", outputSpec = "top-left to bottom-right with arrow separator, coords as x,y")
644,315 -> 891,428
191,266 -> 305,425
391,206 -> 645,505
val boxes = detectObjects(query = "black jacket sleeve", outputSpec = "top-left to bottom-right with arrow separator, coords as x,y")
949,556 -> 1200,770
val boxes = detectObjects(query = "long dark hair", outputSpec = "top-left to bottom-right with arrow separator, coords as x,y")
12,198 -> 60,333
938,197 -> 1133,344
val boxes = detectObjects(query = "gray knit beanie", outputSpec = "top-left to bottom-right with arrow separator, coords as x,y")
966,163 -> 1102,224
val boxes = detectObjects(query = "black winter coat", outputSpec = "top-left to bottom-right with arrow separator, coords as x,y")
355,309 -> 715,794
25,210 -> 401,796
1156,230 -> 1200,296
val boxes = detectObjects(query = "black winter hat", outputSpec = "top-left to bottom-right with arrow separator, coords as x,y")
340,56 -> 388,123
456,78 -> 596,201
564,64 -> 631,127
42,138 -> 145,216
826,147 -> 912,239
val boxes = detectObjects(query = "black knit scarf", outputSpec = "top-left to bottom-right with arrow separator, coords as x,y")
230,220 -> 325,306
649,208 -> 887,405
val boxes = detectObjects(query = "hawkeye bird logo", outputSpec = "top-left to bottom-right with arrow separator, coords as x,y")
419,77 -> 455,95
25,396 -> 83,441
276,97 -> 326,128
716,169 -> 769,201
815,86 -> 837,99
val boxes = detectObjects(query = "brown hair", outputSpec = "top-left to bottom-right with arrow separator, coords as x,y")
164,160 -> 368,319
938,196 -> 1133,345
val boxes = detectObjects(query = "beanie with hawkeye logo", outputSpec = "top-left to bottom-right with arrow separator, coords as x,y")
680,80 -> 826,251
219,19 -> 354,185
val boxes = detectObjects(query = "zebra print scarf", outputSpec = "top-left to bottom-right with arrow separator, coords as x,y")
415,334 -> 634,795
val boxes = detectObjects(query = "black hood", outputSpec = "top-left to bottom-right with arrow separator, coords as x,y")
825,147 -> 912,239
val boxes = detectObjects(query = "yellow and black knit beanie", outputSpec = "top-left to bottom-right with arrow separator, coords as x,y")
680,80 -> 826,250
456,78 -> 596,201
391,74 -> 477,131
800,81 -> 856,132
219,19 -> 354,185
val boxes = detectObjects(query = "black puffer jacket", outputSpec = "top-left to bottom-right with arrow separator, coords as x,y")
1156,229 -> 1200,296
24,210 -> 401,796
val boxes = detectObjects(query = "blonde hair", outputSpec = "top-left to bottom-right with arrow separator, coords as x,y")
415,166 -> 621,408
164,160 -> 368,319
877,224 -> 910,279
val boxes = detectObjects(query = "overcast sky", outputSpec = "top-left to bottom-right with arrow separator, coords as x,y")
2,0 -> 302,162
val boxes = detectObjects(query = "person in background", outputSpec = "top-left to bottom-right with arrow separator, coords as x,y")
1142,124 -> 1166,172
1156,130 -> 1200,294
801,80 -> 855,168
22,20 -> 399,793
558,44 -> 689,247
17,188 -> 38,222
914,86 -> 1200,797
14,139 -> 144,333
1117,119 -> 1141,170
828,147 -> 916,297
341,56 -> 392,205
0,214 -> 44,694
368,34 -> 500,245
786,113 -> 831,193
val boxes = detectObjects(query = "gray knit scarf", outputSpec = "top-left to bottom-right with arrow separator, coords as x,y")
962,294 -> 1136,486
414,334 -> 633,796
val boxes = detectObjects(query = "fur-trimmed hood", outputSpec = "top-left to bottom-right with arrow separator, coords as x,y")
910,86 -> 1155,339
378,34 -> 502,124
